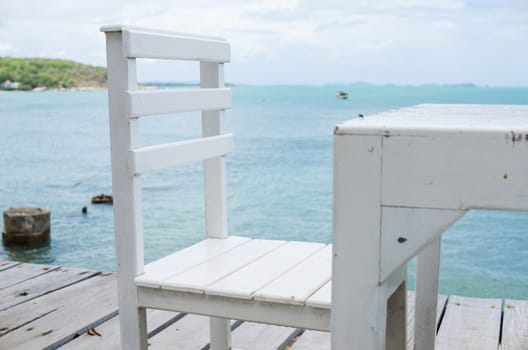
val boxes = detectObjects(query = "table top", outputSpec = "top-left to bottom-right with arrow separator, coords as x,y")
336,104 -> 528,138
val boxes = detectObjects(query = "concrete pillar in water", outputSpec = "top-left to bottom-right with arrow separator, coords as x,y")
2,207 -> 50,246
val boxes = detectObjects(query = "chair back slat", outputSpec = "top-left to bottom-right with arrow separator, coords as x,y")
123,28 -> 230,62
127,88 -> 231,117
129,134 -> 234,175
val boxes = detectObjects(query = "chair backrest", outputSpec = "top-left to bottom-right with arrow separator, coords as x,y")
102,25 -> 232,276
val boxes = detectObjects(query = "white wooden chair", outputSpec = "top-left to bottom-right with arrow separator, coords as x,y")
102,25 -> 333,350
103,25 -> 528,350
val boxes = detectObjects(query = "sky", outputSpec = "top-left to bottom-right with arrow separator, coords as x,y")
0,0 -> 527,86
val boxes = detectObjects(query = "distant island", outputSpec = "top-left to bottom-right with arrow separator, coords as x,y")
0,57 -> 106,91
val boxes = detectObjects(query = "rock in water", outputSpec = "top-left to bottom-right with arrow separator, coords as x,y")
91,194 -> 113,204
2,207 -> 50,246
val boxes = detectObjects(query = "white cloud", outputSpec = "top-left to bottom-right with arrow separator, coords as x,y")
0,42 -> 15,53
359,0 -> 465,10
0,0 -> 526,85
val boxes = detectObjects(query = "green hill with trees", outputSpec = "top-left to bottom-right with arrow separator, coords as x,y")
0,57 -> 107,90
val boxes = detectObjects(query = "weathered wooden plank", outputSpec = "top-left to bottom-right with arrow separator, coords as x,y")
0,261 -> 21,272
0,274 -> 117,349
148,314 -> 213,349
436,295 -> 501,350
0,262 -> 58,290
232,322 -> 298,350
501,299 -> 528,350
289,330 -> 329,349
0,266 -> 97,311
407,293 -> 448,350
406,291 -> 416,350
61,309 -> 181,350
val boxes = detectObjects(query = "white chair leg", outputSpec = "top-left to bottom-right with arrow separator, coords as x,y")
386,281 -> 407,350
118,303 -> 148,350
210,317 -> 231,350
415,237 -> 441,350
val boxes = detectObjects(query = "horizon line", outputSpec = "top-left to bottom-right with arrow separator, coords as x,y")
141,81 -> 528,89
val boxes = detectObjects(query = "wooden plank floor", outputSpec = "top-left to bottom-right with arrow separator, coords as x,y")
0,261 -> 526,350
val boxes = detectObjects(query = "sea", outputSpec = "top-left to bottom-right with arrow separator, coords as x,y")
0,84 -> 527,299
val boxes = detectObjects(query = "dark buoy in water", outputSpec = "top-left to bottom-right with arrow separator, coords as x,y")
358,114 -> 364,118
2,207 -> 50,246
336,91 -> 348,99
82,206 -> 88,214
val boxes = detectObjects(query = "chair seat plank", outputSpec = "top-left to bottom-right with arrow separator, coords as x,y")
136,236 -> 251,288
253,245 -> 332,306
161,239 -> 286,293
305,280 -> 331,309
205,241 -> 326,299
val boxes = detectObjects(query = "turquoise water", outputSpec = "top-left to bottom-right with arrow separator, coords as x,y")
0,85 -> 527,299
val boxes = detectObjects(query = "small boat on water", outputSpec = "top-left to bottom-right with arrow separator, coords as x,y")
336,91 -> 348,99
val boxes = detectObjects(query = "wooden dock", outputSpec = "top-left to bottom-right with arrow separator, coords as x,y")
0,260 -> 526,349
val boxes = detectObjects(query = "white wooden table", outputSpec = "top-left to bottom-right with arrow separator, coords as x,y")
332,104 -> 528,349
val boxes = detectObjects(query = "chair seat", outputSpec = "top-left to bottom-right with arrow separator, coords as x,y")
135,236 -> 332,309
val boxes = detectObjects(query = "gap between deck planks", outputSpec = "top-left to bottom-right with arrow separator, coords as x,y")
0,266 -> 98,311
0,260 -> 20,272
436,295 -> 502,350
501,299 -> 528,350
0,273 -> 117,349
0,262 -> 58,290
